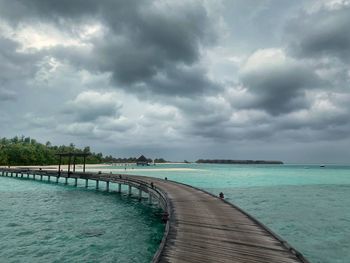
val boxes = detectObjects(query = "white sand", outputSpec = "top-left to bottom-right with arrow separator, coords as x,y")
3,164 -> 200,173
87,168 -> 198,172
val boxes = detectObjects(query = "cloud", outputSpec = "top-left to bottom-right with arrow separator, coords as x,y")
0,0 -> 219,97
286,4 -> 350,62
238,48 -> 321,115
57,122 -> 97,137
24,113 -> 56,128
65,91 -> 122,121
145,65 -> 220,96
0,36 -> 40,84
0,88 -> 16,101
1,0 -> 350,163
277,91 -> 350,131
99,116 -> 135,132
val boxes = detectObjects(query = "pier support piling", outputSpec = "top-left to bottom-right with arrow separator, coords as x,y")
138,189 -> 142,200
65,177 -> 68,185
106,181 -> 109,192
68,155 -> 71,176
96,180 -> 99,190
83,156 -> 86,173
58,155 -> 61,176
118,183 -> 121,193
85,179 -> 88,188
128,185 -> 132,195
56,176 -> 59,183
74,178 -> 77,187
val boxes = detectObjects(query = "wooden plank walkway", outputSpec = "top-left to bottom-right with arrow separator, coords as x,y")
0,168 -> 310,263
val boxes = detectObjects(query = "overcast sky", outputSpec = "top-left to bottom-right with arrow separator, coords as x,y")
0,0 -> 350,163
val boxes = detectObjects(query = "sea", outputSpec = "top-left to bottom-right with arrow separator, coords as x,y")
1,163 -> 349,263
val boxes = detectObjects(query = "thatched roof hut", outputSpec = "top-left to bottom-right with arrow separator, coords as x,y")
136,155 -> 149,166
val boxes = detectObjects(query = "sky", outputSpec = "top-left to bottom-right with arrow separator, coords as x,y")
0,0 -> 350,163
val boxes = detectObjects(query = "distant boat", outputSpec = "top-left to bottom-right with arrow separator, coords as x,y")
320,165 -> 325,168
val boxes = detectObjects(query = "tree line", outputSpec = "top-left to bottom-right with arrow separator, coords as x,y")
0,136 -> 104,166
103,156 -> 167,163
0,136 -> 168,166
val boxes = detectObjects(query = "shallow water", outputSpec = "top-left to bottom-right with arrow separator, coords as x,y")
0,177 -> 164,263
100,163 -> 350,263
1,164 -> 350,263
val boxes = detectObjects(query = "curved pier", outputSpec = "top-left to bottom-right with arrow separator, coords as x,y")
0,168 -> 309,263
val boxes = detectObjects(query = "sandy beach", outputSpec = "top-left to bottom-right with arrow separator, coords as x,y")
1,164 -> 199,173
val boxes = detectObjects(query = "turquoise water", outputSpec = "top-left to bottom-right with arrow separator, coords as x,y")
0,176 -> 164,263
102,163 -> 350,263
1,164 -> 349,263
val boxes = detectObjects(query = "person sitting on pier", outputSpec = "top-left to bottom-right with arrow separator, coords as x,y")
219,192 -> 224,199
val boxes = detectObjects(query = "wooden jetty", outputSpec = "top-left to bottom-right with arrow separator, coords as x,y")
0,167 -> 310,263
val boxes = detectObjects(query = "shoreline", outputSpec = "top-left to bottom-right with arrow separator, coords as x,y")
0,163 -> 198,173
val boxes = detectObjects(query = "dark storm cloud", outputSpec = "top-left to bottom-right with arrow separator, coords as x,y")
0,36 -> 43,103
184,117 -> 274,142
146,65 -> 220,95
1,0 -> 218,97
0,0 -> 99,24
286,6 -> 350,61
2,0 -> 350,163
241,67 -> 317,115
238,52 -> 322,115
0,37 -> 39,83
84,0 -> 217,96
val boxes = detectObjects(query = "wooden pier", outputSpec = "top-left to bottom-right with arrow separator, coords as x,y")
0,168 -> 309,263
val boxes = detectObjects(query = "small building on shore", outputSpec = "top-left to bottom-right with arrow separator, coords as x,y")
136,155 -> 150,166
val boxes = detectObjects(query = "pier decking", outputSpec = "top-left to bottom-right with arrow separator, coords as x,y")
0,168 -> 309,263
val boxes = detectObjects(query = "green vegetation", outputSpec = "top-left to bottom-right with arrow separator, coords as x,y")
0,136 -> 169,166
154,158 -> 167,163
0,136 -> 104,166
104,156 -> 153,163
